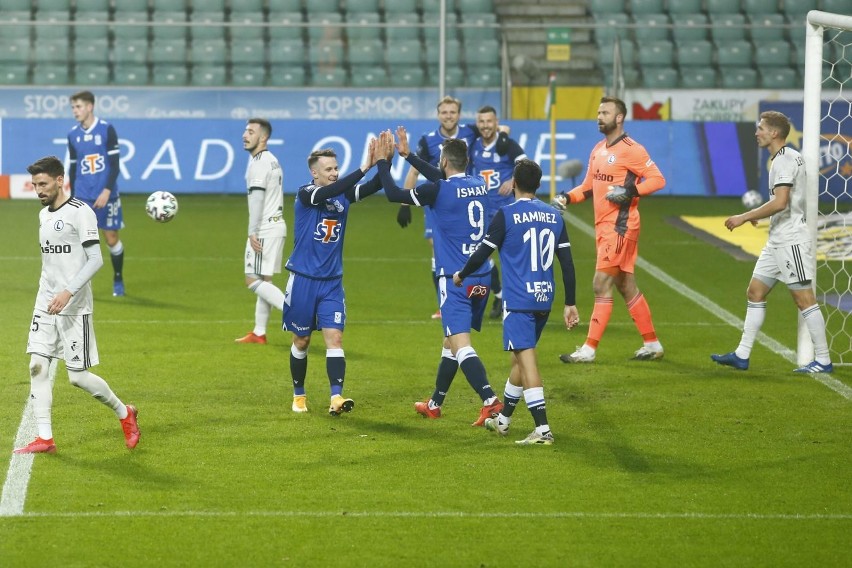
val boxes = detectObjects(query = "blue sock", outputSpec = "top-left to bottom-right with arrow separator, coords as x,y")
431,348 -> 458,406
456,346 -> 495,401
501,380 -> 523,418
327,348 -> 345,396
524,387 -> 548,429
290,344 -> 307,396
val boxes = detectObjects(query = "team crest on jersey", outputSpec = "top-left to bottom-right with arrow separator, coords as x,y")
53,220 -> 64,231
607,154 -> 617,164
95,134 -> 102,145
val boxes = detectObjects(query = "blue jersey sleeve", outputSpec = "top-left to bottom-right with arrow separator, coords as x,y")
377,160 -> 438,206
346,173 -> 383,203
105,124 -> 120,191
405,153 -> 442,182
298,168 -> 366,207
556,223 -> 577,305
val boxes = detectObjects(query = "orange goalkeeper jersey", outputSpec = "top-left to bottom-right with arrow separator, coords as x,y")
566,133 -> 665,240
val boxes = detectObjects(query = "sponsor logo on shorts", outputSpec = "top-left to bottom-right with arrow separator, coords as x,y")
466,285 -> 489,298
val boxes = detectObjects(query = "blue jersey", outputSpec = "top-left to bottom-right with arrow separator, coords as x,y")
415,124 -> 478,167
67,118 -> 120,202
469,135 -> 527,223
483,198 -> 571,312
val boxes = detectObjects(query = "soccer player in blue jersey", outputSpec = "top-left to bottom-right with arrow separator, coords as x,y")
376,129 -> 504,427
469,105 -> 528,319
397,96 -> 480,319
283,141 -> 383,415
67,91 -> 126,297
454,159 -> 580,445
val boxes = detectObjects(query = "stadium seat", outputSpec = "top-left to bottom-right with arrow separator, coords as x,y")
190,12 -> 226,41
464,39 -> 500,66
304,0 -> 337,12
671,13 -> 708,41
704,0 -> 742,13
74,12 -> 110,40
602,66 -> 641,88
589,0 -> 626,13
754,40 -> 792,67
709,13 -> 747,42
151,0 -> 188,11
783,0 -> 817,20
385,14 -> 421,41
0,63 -> 28,85
679,66 -> 717,88
344,0 -> 379,13
306,13 -> 343,41
428,65 -> 464,88
74,0 -> 110,11
230,38 -> 265,65
32,62 -> 70,85
32,38 -> 67,63
35,0 -> 70,10
113,0 -> 148,10
383,0 -> 417,14
466,69 -> 501,87
267,12 -> 305,41
348,39 -> 384,66
593,13 -> 630,45
346,12 -> 381,41
0,11 -> 32,41
308,39 -> 344,66
267,64 -> 306,87
151,63 -> 189,86
154,39 -> 187,65
748,14 -> 787,41
389,66 -> 426,87
191,64 -> 226,87
715,40 -> 753,66
191,0 -> 226,12
632,13 -> 670,42
422,13 -> 460,43
189,38 -> 227,64
266,0 -> 301,11
457,0 -> 495,12
151,11 -> 187,41
74,37 -> 110,64
637,40 -> 674,66
34,11 -> 71,40
425,39 -> 460,65
630,0 -> 664,14
666,0 -> 701,14
267,38 -> 305,64
230,12 -> 265,41
310,66 -> 348,87
760,67 -> 799,88
822,0 -> 850,13
720,66 -> 758,88
676,40 -> 713,67
0,38 -> 30,63
111,11 -> 149,40
232,68 -> 266,87
641,66 -> 678,88
113,37 -> 148,64
112,63 -> 149,85
0,0 -> 32,11
350,64 -> 389,87
387,39 -> 423,66
743,0 -> 779,15
461,12 -> 498,41
74,63 -> 109,85
598,38 -> 636,67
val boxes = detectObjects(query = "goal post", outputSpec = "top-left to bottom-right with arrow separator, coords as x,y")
801,10 -> 852,366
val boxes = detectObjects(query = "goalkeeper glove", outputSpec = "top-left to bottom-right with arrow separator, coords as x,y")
605,185 -> 638,204
550,193 -> 568,211
396,204 -> 412,228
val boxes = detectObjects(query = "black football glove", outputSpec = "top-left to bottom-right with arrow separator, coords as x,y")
396,204 -> 412,228
605,185 -> 638,204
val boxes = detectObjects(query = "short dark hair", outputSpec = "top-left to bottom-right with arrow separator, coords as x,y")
440,138 -> 469,171
70,90 -> 95,105
308,148 -> 336,169
477,105 -> 497,116
248,117 -> 272,137
27,156 -> 65,178
512,159 -> 542,194
760,110 -> 791,140
600,96 -> 627,120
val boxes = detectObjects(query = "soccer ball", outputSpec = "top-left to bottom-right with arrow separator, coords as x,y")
145,191 -> 178,222
741,190 -> 763,209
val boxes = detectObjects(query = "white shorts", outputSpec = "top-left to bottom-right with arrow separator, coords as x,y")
753,241 -> 815,287
26,309 -> 99,371
244,235 -> 284,277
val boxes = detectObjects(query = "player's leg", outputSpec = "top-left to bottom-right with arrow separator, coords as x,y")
16,310 -> 61,453
561,266 -> 616,364
60,314 -> 139,449
425,210 -> 441,319
614,267 -> 664,361
318,279 -> 353,416
513,347 -> 554,445
238,237 -> 286,343
100,198 -> 125,296
283,274 -> 315,412
415,338 -> 458,419
784,243 -> 832,373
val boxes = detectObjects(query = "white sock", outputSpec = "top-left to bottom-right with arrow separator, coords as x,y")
250,280 -> 285,311
108,240 -> 123,256
253,298 -> 270,337
736,301 -> 766,359
67,370 -> 126,418
802,304 -> 832,365
29,355 -> 54,440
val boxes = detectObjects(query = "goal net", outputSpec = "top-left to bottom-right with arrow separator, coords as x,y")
802,11 -> 852,366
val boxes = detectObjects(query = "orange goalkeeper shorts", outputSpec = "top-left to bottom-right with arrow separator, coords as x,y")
595,232 -> 638,273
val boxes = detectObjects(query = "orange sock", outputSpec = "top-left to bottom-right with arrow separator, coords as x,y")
586,297 -> 614,348
627,293 -> 657,342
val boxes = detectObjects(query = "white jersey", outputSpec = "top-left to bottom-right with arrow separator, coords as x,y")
36,198 -> 100,315
767,146 -> 809,248
246,149 -> 286,238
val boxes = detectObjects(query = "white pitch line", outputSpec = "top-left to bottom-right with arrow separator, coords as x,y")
565,212 -> 851,401
13,510 -> 852,521
0,400 -> 36,517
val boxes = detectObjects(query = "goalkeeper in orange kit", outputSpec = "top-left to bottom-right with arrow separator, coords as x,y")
551,96 -> 666,363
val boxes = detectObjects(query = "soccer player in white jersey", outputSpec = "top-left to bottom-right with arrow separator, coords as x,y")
711,111 -> 833,374
235,118 -> 287,345
15,156 -> 140,454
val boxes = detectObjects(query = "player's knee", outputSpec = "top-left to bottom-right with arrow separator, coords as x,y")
29,355 -> 50,380
67,369 -> 86,388
293,335 -> 311,351
246,275 -> 261,287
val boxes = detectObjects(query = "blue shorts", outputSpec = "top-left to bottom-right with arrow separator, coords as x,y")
438,273 -> 489,336
282,272 -> 346,337
81,197 -> 124,231
503,310 -> 549,351
423,207 -> 435,239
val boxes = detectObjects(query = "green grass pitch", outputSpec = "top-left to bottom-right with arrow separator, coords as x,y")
0,194 -> 849,567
